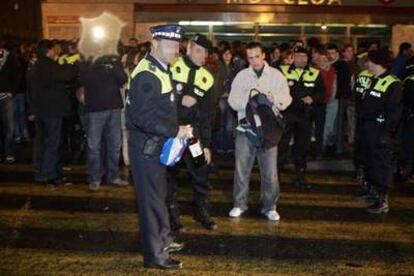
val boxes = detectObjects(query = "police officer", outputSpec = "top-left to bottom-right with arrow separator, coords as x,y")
353,68 -> 374,199
126,24 -> 192,269
397,72 -> 414,182
167,34 -> 216,231
357,49 -> 402,214
279,46 -> 325,189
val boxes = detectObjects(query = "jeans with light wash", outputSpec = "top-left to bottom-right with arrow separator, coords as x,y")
233,131 -> 279,212
14,93 -> 29,140
0,96 -> 15,158
85,109 -> 122,184
323,99 -> 339,149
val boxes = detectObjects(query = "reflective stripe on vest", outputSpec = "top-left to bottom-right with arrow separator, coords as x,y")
129,58 -> 172,94
171,57 -> 214,93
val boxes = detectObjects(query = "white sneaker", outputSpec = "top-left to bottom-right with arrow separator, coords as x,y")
263,210 -> 280,221
229,207 -> 246,218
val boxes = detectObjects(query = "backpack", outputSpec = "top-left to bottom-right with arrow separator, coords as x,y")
244,88 -> 285,149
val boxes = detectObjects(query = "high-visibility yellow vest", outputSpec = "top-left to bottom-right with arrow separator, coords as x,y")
129,57 -> 172,94
355,70 -> 374,94
371,74 -> 400,94
170,57 -> 214,97
279,65 -> 319,87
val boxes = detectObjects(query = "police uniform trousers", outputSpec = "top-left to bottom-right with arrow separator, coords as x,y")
128,130 -> 172,264
166,149 -> 210,205
398,114 -> 414,173
279,112 -> 312,173
357,119 -> 393,193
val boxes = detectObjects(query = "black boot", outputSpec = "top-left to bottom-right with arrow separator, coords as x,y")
194,200 -> 217,230
355,180 -> 378,203
367,193 -> 389,214
294,170 -> 310,189
167,203 -> 184,233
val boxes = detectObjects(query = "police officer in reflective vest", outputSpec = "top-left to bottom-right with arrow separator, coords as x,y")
126,24 -> 193,270
279,46 -> 325,189
353,68 -> 374,196
397,73 -> 414,182
167,34 -> 216,231
356,49 -> 402,214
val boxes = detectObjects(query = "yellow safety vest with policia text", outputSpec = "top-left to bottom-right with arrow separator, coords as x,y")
279,65 -> 320,87
170,57 -> 214,98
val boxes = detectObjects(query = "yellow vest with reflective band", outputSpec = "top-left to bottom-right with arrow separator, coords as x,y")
355,70 -> 374,93
57,54 -> 68,65
129,58 -> 172,94
371,74 -> 400,93
66,53 -> 80,64
170,57 -> 214,96
280,65 -> 319,84
404,75 -> 414,83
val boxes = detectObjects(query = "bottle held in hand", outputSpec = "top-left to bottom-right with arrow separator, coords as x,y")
188,132 -> 205,168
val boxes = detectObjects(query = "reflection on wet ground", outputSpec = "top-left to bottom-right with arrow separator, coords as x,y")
0,157 -> 413,275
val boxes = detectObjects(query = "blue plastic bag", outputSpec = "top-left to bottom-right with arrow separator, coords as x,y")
160,137 -> 188,166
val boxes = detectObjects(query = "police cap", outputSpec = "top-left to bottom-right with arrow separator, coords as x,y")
293,46 -> 308,55
150,24 -> 186,41
191,33 -> 212,50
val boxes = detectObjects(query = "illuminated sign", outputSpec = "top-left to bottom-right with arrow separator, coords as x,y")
226,0 -> 342,4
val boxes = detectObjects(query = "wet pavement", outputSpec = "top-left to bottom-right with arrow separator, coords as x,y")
0,152 -> 413,275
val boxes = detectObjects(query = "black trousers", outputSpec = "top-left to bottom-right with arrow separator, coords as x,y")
398,116 -> 414,172
34,117 -> 62,180
358,119 -> 393,193
312,104 -> 326,156
279,113 -> 312,173
166,150 -> 210,206
128,131 -> 172,264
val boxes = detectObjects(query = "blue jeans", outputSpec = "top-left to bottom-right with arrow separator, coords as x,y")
13,93 -> 29,140
85,109 -> 122,184
0,96 -> 15,157
324,99 -> 339,149
34,117 -> 62,180
233,131 -> 279,212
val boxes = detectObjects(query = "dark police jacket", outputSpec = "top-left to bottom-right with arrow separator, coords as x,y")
279,64 -> 325,117
170,56 -> 214,148
126,54 -> 178,143
357,71 -> 402,133
402,75 -> 414,116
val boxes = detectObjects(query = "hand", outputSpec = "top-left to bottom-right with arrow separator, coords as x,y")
203,148 -> 212,165
28,114 -> 36,121
176,125 -> 193,139
182,95 -> 197,108
5,92 -> 12,98
302,96 -> 313,105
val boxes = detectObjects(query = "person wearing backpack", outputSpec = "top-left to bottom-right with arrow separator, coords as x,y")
228,42 -> 291,221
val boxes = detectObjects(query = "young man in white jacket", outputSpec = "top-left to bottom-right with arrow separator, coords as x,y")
228,42 -> 292,221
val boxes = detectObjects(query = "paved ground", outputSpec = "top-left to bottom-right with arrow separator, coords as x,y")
0,152 -> 413,275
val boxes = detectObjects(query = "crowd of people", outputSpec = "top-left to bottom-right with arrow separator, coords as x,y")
1,26 -> 414,269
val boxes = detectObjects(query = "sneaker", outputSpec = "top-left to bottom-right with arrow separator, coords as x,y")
262,210 -> 280,221
229,207 -> 246,218
89,182 -> 100,192
5,155 -> 15,164
109,178 -> 129,187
